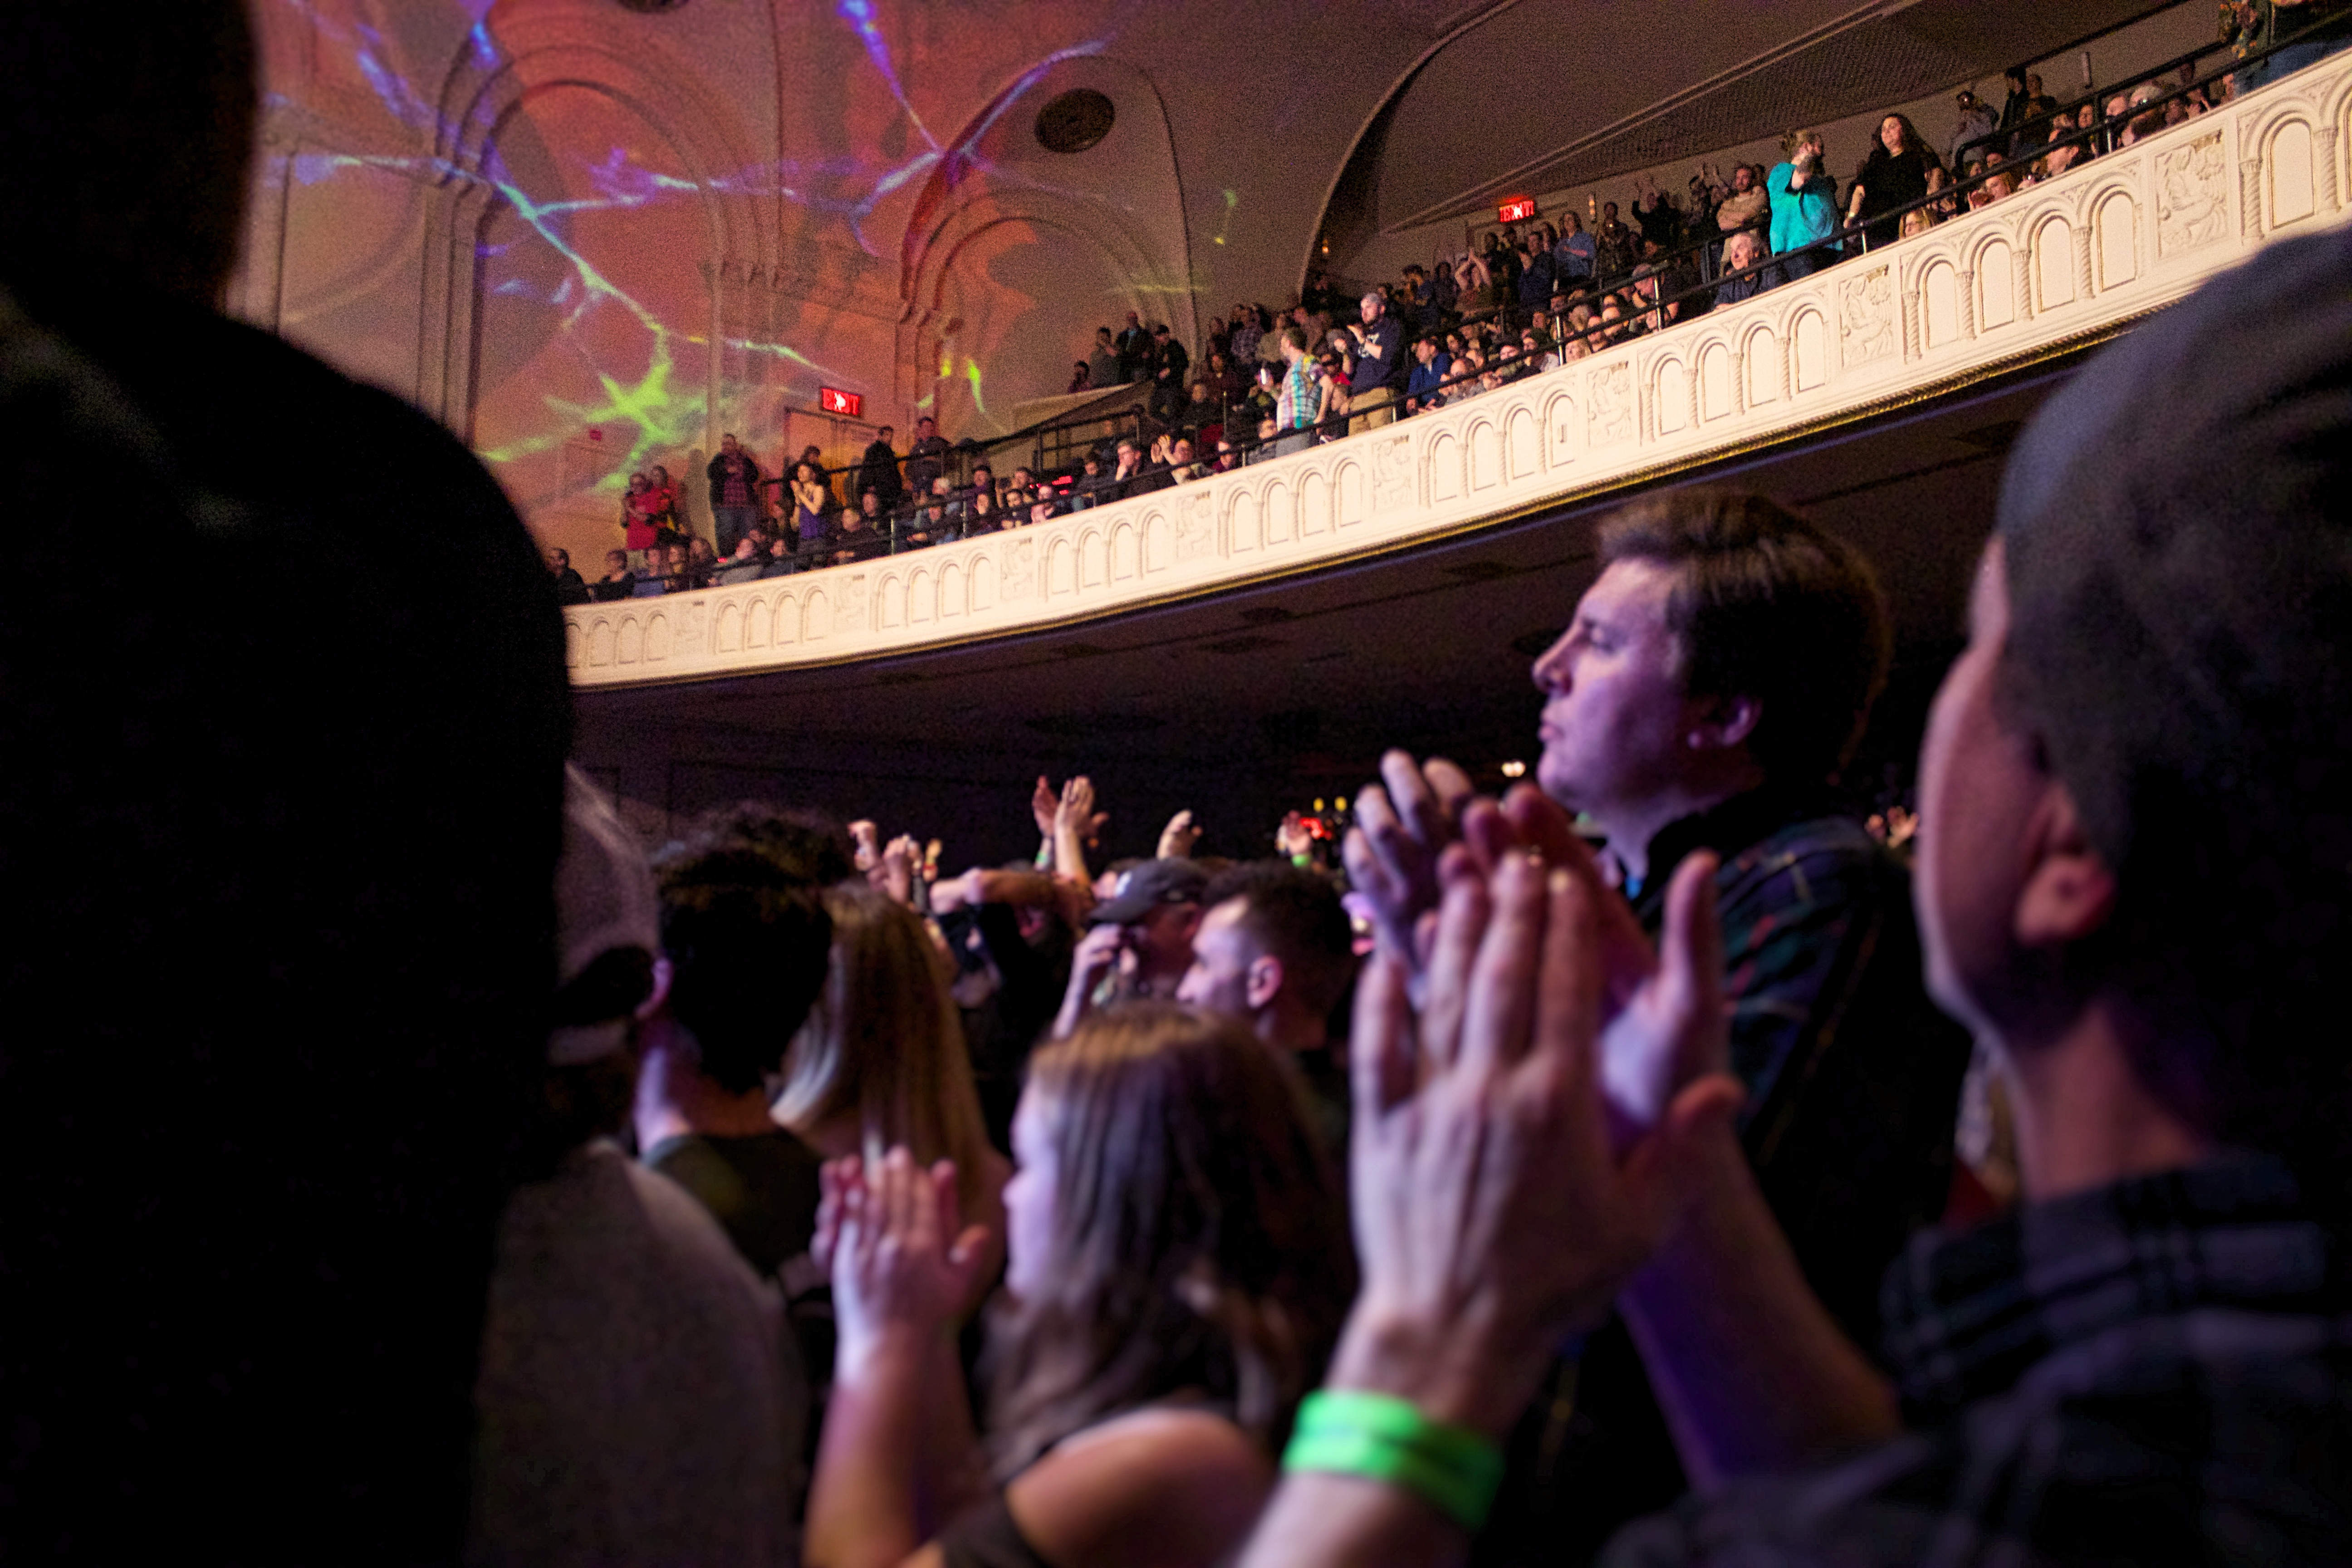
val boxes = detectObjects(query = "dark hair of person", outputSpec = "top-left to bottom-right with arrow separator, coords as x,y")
1599,489 -> 1890,785
983,1003 -> 1354,1476
1200,862 -> 1357,1020
652,829 -> 837,1094
669,800 -> 856,886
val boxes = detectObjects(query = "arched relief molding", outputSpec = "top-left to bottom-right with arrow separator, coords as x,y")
1918,257 -> 1962,351
2091,185 -> 2141,291
1229,489 -> 1263,553
1427,427 -> 1463,505
1790,306 -> 1830,392
2264,114 -> 2320,229
1506,402 -> 1543,477
901,204 -> 1160,421
1467,417 -> 1504,490
1263,480 -> 1295,545
1335,461 -> 1368,527
897,54 -> 1196,424
907,568 -> 934,624
431,16 -> 764,445
1740,322 -> 1783,407
1544,389 -> 1578,466
2030,213 -> 2076,312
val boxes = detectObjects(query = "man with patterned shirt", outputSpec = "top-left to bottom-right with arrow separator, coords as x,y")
704,432 -> 763,559
1276,326 -> 1318,456
1246,221 -> 2352,1568
1348,489 -> 1969,1563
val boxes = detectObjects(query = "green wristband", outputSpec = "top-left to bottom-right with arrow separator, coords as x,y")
1282,1392 -> 1504,1532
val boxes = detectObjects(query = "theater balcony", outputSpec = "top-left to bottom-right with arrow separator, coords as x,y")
564,54 -> 2352,692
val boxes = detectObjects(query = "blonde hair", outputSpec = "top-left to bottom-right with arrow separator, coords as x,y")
775,884 -> 996,1220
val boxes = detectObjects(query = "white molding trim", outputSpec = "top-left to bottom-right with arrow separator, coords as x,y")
565,53 -> 2352,689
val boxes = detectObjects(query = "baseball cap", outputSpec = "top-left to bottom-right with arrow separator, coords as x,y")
1091,858 -> 1210,924
548,765 -> 660,1065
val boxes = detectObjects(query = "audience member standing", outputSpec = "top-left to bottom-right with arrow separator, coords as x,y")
472,771 -> 806,1568
1114,311 -> 1150,383
1767,127 -> 1841,278
0,10 -> 575,1558
903,415 -> 950,495
1848,114 -> 1936,250
1344,293 -> 1405,435
706,433 -> 764,559
1351,490 -> 1970,1562
857,426 -> 904,514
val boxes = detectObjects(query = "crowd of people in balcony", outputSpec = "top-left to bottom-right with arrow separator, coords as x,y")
555,19 -> 2352,604
29,3 -> 2352,1565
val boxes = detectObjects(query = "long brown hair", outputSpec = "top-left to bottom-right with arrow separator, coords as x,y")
775,884 -> 997,1223
983,1003 -> 1354,1476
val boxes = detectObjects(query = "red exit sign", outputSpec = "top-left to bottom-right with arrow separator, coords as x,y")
1497,196 -> 1539,224
818,386 -> 863,417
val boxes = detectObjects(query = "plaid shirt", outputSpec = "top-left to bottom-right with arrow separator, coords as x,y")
1603,1153 -> 2352,1565
1631,789 -> 1973,1339
1479,793 -> 1973,1566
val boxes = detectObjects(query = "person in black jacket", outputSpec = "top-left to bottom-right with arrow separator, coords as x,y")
856,426 -> 903,512
1847,113 -> 1938,251
1148,324 -> 1190,424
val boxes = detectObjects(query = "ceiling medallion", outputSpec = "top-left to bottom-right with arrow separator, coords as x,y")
1035,89 -> 1115,155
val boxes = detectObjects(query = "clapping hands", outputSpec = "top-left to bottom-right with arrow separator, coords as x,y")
1334,826 -> 1742,1434
817,1150 -> 993,1370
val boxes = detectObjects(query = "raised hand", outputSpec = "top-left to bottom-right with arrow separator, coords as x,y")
880,835 -> 921,907
848,818 -> 882,873
824,1150 -> 993,1367
1056,774 -> 1108,843
1157,808 -> 1204,860
1031,776 -> 1059,842
1342,751 -> 1475,982
1334,847 -> 1741,1436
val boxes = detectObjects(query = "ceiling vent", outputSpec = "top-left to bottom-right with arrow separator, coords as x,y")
1036,90 -> 1115,154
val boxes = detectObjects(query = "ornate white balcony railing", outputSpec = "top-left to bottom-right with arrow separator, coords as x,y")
566,53 -> 2352,688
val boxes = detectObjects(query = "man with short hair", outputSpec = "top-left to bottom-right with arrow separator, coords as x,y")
1245,204 -> 2352,1568
1277,327 -> 1318,455
857,425 -> 903,512
591,547 -> 636,601
706,432 -> 764,558
1178,861 -> 1357,1150
903,415 -> 950,495
1346,292 -> 1405,435
546,546 -> 590,605
1713,230 -> 1784,305
1087,326 -> 1121,388
1351,489 -> 1970,1560
473,772 -> 807,1568
1114,310 -> 1150,383
1406,335 -> 1452,414
1149,323 -> 1191,423
1950,86 -> 1999,167
634,809 -> 834,1281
